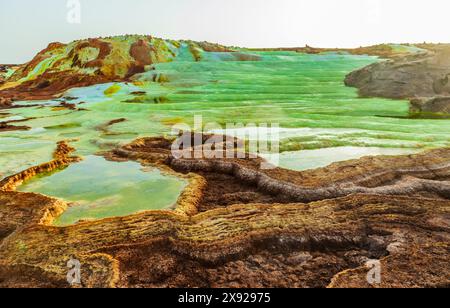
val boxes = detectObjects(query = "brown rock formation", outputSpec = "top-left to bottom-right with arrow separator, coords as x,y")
130,39 -> 153,66
127,39 -> 154,77
0,135 -> 448,288
0,97 -> 13,109
345,44 -> 450,114
11,42 -> 66,81
410,96 -> 450,114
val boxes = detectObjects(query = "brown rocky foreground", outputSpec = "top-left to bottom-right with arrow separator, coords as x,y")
0,136 -> 449,288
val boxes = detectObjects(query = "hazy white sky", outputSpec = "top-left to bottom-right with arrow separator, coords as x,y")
1,0 -> 449,63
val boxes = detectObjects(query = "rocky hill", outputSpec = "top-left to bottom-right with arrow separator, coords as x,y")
0,35 -> 234,101
345,44 -> 450,114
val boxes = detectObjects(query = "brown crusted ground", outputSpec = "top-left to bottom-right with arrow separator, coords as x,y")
112,136 -> 450,204
0,135 -> 448,288
0,116 -> 36,132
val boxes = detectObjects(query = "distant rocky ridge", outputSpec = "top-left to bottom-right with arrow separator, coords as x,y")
345,44 -> 450,114
252,43 -> 421,59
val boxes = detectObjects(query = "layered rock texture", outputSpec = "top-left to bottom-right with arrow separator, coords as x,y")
345,44 -> 450,114
0,136 -> 449,288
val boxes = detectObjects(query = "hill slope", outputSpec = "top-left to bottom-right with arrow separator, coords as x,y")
0,35 -> 234,101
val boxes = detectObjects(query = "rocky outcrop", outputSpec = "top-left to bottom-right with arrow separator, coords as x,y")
1,135 -> 448,288
410,96 -> 450,114
0,72 -> 115,102
345,45 -> 450,114
0,97 -> 12,109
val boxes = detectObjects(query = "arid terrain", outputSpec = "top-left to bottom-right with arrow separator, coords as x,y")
0,136 -> 449,288
0,37 -> 449,288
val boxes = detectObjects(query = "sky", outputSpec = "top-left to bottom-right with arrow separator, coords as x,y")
1,0 -> 449,63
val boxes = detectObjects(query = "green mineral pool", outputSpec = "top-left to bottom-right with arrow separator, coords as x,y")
19,156 -> 187,226
3,49 -> 450,224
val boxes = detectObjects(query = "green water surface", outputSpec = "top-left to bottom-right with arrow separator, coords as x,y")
2,50 -> 450,223
19,156 -> 187,226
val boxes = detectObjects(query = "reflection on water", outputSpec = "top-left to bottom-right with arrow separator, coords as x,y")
19,156 -> 187,226
261,146 -> 420,171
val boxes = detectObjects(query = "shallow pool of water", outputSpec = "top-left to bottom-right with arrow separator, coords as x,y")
19,156 -> 187,226
261,146 -> 420,171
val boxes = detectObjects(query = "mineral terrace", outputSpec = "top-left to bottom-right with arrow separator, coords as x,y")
0,37 -> 449,288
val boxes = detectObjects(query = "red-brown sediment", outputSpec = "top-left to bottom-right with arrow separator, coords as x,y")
130,39 -> 153,66
72,38 -> 112,69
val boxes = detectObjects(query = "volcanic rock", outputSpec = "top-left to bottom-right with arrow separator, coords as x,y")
410,96 -> 450,114
345,44 -> 450,114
